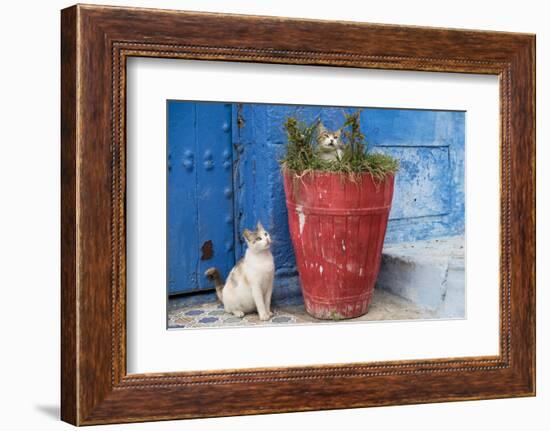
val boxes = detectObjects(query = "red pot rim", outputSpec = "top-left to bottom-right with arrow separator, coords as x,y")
282,168 -> 395,182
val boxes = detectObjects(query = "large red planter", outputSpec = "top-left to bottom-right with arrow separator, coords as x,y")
283,171 -> 395,320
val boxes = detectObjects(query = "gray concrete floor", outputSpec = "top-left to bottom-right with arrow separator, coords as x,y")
167,288 -> 436,329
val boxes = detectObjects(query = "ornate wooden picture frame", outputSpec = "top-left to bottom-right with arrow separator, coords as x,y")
61,4 -> 535,425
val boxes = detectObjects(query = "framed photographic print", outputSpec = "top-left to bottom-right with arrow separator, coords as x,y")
61,4 -> 535,425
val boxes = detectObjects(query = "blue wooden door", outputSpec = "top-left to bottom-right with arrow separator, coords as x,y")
167,101 -> 235,295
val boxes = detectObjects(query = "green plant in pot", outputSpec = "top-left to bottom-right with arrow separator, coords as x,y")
280,110 -> 399,320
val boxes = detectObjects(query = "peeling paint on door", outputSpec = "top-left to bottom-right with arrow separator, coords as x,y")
200,240 -> 213,261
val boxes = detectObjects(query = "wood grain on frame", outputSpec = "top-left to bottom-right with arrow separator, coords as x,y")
61,4 -> 535,425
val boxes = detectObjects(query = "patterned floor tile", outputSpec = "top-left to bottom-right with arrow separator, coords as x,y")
167,289 -> 436,330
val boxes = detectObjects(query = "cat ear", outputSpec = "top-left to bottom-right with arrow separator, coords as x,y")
317,122 -> 326,133
256,221 -> 264,232
243,229 -> 253,242
335,128 -> 342,138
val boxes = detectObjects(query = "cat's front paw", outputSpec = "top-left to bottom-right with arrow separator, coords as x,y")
232,310 -> 245,318
259,312 -> 271,321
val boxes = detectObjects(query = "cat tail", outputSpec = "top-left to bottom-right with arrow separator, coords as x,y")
205,267 -> 224,302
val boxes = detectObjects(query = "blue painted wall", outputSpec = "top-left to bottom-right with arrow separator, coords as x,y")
167,101 -> 465,296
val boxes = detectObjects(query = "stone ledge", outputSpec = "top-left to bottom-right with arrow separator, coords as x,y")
376,236 -> 465,318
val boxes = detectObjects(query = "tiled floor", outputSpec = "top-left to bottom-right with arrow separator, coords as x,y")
167,288 -> 437,330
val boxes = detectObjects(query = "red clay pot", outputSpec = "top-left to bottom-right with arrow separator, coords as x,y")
283,170 -> 395,320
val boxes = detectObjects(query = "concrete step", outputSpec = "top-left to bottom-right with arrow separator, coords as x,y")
376,236 -> 465,318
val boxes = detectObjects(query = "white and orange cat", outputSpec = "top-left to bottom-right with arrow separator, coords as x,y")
316,122 -> 345,161
205,222 -> 275,320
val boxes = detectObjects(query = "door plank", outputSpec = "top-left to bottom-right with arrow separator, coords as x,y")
196,103 -> 236,289
167,101 -> 199,294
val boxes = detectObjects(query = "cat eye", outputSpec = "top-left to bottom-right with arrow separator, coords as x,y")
256,237 -> 262,241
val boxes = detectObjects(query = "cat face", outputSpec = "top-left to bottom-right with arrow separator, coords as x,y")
243,222 -> 272,252
316,123 -> 344,159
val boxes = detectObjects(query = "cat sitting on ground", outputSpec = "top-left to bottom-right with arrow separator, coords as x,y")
316,122 -> 345,162
205,222 -> 275,320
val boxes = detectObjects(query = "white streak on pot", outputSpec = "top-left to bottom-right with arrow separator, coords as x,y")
296,205 -> 306,235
